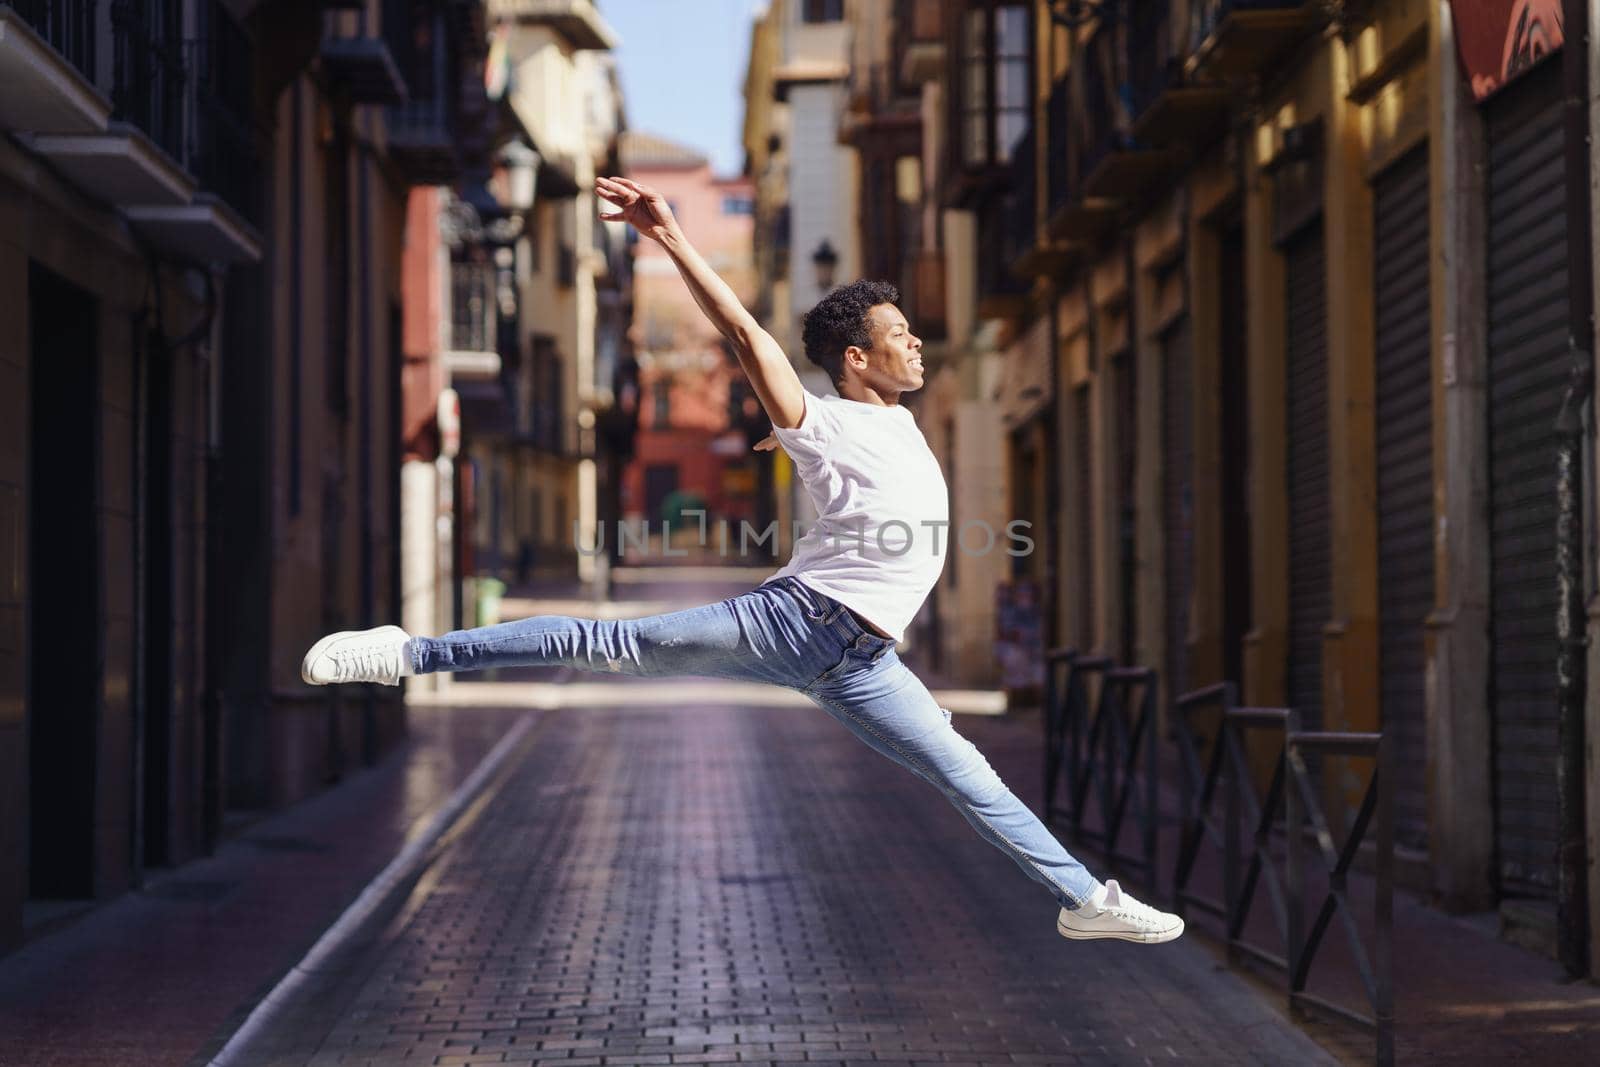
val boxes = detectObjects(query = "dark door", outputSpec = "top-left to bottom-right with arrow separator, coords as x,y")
1283,222 -> 1330,730
28,263 -> 101,899
141,330 -> 174,867
644,464 -> 678,525
1485,59 -> 1568,899
1373,144 -> 1433,854
1218,222 -> 1252,688
1161,316 -> 1193,702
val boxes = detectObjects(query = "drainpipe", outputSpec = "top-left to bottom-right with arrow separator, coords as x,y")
1556,0 -> 1593,980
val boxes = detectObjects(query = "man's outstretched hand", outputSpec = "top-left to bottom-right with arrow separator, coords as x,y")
753,433 -> 778,452
596,175 -> 678,243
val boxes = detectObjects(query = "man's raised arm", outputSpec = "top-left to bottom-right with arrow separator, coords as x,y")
595,175 -> 806,429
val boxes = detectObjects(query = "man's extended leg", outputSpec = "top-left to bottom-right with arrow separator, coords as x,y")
806,644 -> 1183,941
304,578 -> 838,688
806,648 -> 1100,911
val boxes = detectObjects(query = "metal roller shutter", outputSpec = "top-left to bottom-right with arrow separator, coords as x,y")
1115,351 -> 1138,664
1162,318 -> 1194,702
1485,60 -> 1568,898
1284,223 -> 1329,730
1076,385 -> 1095,648
1373,144 -> 1433,854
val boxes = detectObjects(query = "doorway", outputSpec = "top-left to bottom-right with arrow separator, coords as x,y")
27,262 -> 101,900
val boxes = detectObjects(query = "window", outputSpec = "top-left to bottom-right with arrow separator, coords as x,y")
721,195 -> 754,216
959,2 -> 1031,168
802,0 -> 843,23
653,378 -> 672,427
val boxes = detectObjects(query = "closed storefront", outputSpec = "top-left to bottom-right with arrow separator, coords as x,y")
1075,384 -> 1095,648
1283,222 -> 1330,730
1113,350 -> 1138,664
1483,59 -> 1568,899
1372,144 -> 1433,853
1161,316 -> 1193,701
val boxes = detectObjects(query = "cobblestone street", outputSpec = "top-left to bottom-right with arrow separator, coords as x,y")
252,609 -> 1331,1066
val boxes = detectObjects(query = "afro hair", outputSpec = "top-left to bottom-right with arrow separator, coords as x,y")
800,279 -> 901,385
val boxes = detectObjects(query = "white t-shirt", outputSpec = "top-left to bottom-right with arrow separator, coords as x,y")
762,386 -> 950,642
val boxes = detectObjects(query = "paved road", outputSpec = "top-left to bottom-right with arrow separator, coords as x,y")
267,672 -> 1333,1065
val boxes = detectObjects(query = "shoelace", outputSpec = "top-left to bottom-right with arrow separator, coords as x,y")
1104,891 -> 1167,928
333,644 -> 398,683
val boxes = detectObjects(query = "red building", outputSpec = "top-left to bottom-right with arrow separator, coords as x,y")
619,132 -> 765,552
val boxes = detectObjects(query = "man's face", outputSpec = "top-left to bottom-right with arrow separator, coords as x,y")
850,303 -> 924,392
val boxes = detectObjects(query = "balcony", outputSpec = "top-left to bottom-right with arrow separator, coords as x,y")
5,0 -> 260,263
976,190 -> 1030,321
1043,72 -> 1114,245
0,1 -> 108,133
386,2 -> 462,182
318,1 -> 407,106
1127,1 -> 1229,148
121,0 -> 259,263
895,0 -> 942,86
1185,0 -> 1321,83
487,0 -> 616,50
1078,26 -> 1178,202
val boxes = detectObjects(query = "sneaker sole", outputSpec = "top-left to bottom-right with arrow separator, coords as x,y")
1056,917 -> 1185,944
300,626 -> 408,686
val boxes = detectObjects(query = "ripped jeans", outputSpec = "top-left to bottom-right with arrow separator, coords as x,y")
407,574 -> 1100,910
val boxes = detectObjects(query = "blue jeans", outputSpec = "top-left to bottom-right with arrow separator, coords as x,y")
407,574 -> 1099,910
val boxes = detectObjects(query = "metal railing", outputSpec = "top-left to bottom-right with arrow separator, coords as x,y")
1127,0 -> 1180,126
1043,651 -> 1161,883
1077,24 -> 1128,188
186,0 -> 259,223
1187,0 -> 1306,58
999,124 -> 1037,276
1171,681 -> 1239,923
450,260 -> 495,353
1044,663 -> 1395,1064
111,0 -> 186,159
1045,73 -> 1073,215
8,0 -> 97,81
1166,684 -> 1395,1065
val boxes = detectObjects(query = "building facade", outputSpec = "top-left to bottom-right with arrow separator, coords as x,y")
0,0 -> 487,951
951,0 -> 1598,973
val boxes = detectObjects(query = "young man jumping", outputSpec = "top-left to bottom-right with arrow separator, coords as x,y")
301,174 -> 1183,944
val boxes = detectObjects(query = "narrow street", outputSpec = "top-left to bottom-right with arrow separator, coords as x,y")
215,578 -> 1331,1067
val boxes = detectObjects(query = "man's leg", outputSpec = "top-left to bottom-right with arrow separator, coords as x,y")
408,585 -> 819,688
805,650 -> 1100,912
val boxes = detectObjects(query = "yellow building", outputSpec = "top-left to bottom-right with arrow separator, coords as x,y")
914,0 -> 1599,974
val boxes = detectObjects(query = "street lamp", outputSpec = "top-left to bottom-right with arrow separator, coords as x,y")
811,238 -> 839,292
501,141 -> 540,212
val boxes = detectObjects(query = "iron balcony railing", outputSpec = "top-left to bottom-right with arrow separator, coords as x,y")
8,0 -> 97,81
1187,0 -> 1306,57
1077,24 -> 1128,191
186,0 -> 259,223
1127,0 -> 1179,126
1046,73 -> 1073,215
111,0 -> 186,160
450,260 -> 495,354
999,123 -> 1037,276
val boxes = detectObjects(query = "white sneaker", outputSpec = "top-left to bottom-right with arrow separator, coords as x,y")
301,625 -> 414,686
1056,879 -> 1184,944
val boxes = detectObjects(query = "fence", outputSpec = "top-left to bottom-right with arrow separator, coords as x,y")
1044,651 -> 1394,1065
